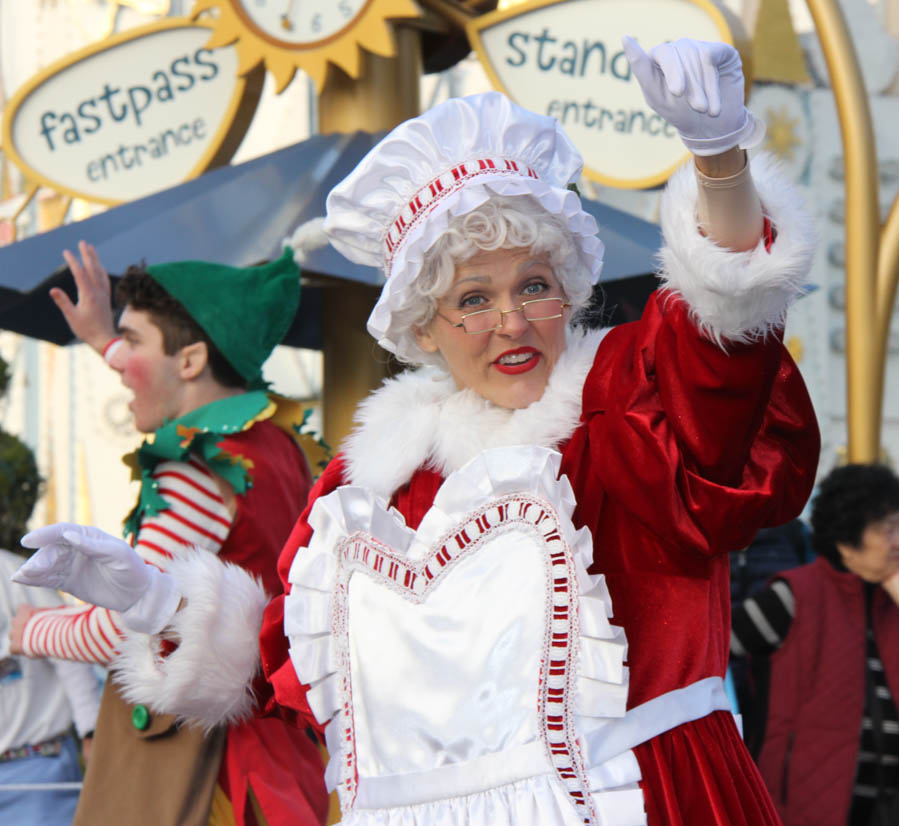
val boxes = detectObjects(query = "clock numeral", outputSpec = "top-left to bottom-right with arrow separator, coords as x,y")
338,0 -> 354,17
311,13 -> 322,33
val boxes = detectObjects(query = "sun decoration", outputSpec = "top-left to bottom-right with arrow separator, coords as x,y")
190,0 -> 421,93
763,104 -> 802,162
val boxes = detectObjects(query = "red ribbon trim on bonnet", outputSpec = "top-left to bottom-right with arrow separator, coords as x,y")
383,157 -> 540,272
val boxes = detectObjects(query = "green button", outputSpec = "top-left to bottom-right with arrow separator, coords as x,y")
131,704 -> 150,731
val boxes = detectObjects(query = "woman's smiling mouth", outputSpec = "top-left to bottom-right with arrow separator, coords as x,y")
494,347 -> 540,374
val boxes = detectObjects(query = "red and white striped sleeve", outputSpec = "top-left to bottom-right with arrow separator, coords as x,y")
23,603 -> 122,664
134,457 -> 232,567
22,458 -> 233,665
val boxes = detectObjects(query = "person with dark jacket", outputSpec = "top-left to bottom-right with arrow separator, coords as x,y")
729,517 -> 813,756
731,463 -> 899,825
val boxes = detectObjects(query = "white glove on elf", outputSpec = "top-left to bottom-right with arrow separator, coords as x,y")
14,523 -> 181,635
622,36 -> 766,156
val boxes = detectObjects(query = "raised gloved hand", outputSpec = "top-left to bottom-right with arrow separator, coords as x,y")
622,36 -> 765,156
14,523 -> 181,635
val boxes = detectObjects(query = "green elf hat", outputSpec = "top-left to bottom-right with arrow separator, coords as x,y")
145,248 -> 300,384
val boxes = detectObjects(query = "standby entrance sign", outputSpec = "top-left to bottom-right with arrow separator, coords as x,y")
467,0 -> 741,189
2,18 -> 262,205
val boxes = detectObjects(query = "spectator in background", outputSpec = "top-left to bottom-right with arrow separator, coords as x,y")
0,549 -> 101,825
0,425 -> 100,825
731,463 -> 899,826
729,517 -> 813,756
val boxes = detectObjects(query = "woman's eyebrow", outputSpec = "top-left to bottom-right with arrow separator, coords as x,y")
453,274 -> 493,286
518,258 -> 551,273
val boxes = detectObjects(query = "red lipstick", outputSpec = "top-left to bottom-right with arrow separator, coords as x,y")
493,347 -> 540,374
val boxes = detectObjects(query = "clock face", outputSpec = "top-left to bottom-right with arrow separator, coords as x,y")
193,0 -> 419,92
235,0 -> 371,48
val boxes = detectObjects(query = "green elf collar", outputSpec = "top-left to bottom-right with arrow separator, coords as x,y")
122,391 -> 330,539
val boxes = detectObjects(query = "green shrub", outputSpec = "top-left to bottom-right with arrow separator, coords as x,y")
0,356 -> 41,550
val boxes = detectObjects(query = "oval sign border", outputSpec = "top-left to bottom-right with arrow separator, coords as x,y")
466,0 -> 743,190
1,16 -> 263,206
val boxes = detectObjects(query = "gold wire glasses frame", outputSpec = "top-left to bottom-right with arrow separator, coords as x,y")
440,297 -> 571,335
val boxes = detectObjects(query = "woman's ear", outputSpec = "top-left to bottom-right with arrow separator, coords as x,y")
179,341 -> 209,380
835,540 -> 854,566
414,322 -> 440,354
835,539 -> 866,578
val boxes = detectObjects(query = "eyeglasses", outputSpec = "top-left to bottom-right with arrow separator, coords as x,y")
439,297 -> 571,335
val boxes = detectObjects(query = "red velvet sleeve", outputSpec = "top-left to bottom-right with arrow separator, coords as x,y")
577,290 -> 820,556
257,455 -> 349,730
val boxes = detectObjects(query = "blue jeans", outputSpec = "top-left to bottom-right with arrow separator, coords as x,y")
0,735 -> 82,825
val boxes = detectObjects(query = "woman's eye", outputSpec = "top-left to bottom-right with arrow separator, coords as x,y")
460,294 -> 486,309
523,281 -> 548,296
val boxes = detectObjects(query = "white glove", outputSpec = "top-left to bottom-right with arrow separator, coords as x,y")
622,36 -> 765,156
14,523 -> 181,635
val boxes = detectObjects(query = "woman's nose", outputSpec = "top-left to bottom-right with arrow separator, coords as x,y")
498,306 -> 530,336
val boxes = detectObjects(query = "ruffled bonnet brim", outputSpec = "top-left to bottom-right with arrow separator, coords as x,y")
369,175 -> 605,362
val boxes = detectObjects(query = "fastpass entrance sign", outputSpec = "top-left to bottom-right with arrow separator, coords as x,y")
2,17 -> 263,205
467,0 -> 747,189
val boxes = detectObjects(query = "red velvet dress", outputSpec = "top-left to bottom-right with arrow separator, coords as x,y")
259,291 -> 819,825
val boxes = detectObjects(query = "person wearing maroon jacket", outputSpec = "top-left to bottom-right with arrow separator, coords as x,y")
10,247 -> 328,826
14,37 -> 820,825
732,463 -> 899,826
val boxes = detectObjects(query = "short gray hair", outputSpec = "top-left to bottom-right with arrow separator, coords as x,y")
390,193 -> 596,366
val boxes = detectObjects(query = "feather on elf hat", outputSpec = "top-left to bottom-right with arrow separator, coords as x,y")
323,91 -> 604,363
146,248 -> 300,384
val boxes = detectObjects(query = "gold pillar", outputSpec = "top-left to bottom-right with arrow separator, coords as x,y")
877,198 -> 899,419
804,0 -> 881,462
316,27 -> 421,450
318,26 -> 422,134
752,0 -> 810,84
320,278 -> 390,454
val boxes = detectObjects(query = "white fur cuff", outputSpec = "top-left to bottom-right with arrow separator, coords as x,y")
113,550 -> 269,731
657,152 -> 817,347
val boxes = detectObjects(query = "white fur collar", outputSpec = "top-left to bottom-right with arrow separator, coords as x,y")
343,327 -> 608,499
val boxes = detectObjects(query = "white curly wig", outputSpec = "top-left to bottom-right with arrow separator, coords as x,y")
388,192 -> 597,367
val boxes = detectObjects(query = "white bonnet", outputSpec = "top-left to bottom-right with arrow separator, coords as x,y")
323,91 -> 604,361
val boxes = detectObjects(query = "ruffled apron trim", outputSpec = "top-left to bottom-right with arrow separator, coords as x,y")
286,446 -> 722,826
